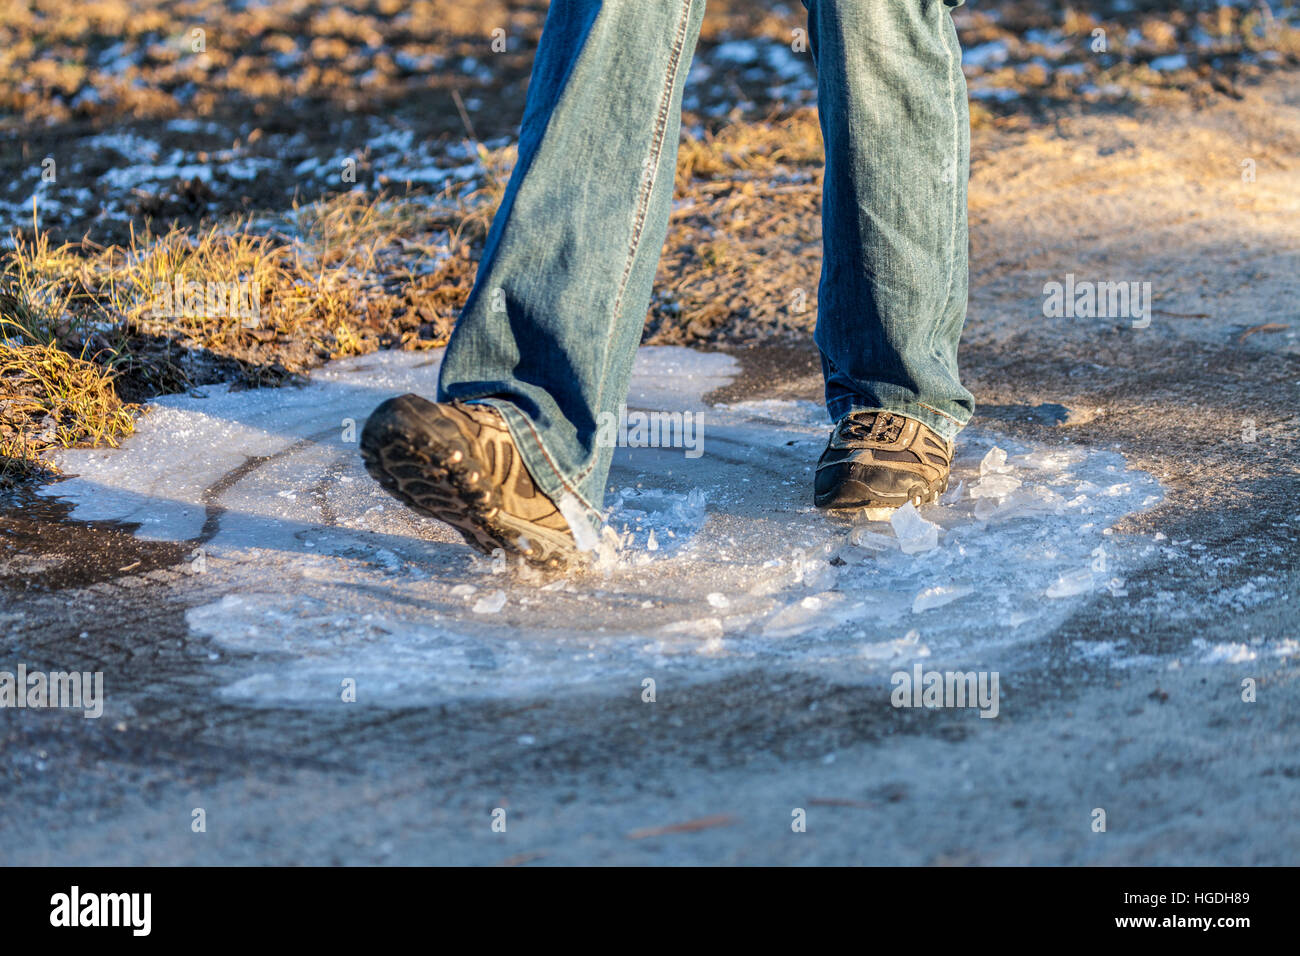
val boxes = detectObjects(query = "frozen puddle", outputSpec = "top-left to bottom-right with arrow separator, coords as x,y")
45,348 -> 1172,706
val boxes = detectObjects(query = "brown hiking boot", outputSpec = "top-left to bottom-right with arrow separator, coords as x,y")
360,395 -> 578,568
814,411 -> 953,510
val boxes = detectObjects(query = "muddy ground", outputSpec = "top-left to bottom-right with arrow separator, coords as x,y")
1,4 -> 1298,865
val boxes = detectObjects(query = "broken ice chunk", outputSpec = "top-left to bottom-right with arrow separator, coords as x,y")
980,447 -> 1013,475
969,472 -> 1022,499
707,592 -> 730,609
791,548 -> 839,589
890,502 -> 940,554
849,525 -> 897,552
472,589 -> 507,614
969,446 -> 1023,500
1045,569 -> 1094,598
556,493 -> 601,551
801,560 -> 839,591
860,628 -> 930,661
912,584 -> 974,614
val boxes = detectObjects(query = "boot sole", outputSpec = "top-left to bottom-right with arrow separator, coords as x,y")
814,475 -> 950,512
360,395 -> 578,570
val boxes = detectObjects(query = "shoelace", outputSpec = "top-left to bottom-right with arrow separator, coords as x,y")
839,412 -> 905,445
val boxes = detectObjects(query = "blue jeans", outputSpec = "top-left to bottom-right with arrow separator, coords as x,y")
438,0 -> 974,518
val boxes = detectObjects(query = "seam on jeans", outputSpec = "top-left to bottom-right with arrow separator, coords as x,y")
918,401 -> 963,425
937,6 -> 961,343
573,0 -> 694,488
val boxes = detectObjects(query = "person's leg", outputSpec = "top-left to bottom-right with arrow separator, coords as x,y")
436,0 -> 706,521
804,0 -> 974,442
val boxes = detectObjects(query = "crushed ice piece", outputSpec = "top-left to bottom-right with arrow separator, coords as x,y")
861,506 -> 896,522
557,493 -> 601,552
860,628 -> 930,661
849,525 -> 897,552
979,447 -> 1013,476
706,592 -> 730,609
791,548 -> 839,589
890,502 -> 940,554
912,584 -> 974,614
970,472 -> 1022,499
472,590 -> 507,614
1046,569 -> 1094,598
646,529 -> 658,551
941,479 -> 964,504
762,595 -> 833,637
449,584 -> 477,598
803,560 -> 838,590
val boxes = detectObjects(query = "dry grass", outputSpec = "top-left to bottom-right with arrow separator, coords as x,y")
0,158 -> 519,479
0,322 -> 138,487
675,108 -> 822,192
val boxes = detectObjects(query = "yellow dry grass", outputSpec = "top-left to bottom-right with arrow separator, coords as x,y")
0,321 -> 138,486
0,170 -> 516,479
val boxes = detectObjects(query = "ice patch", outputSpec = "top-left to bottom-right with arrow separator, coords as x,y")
1149,54 -> 1189,71
42,347 -> 1178,705
712,399 -> 826,428
1196,641 -> 1256,665
963,41 -> 1010,70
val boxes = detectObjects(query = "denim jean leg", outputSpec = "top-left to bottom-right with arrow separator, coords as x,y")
804,0 -> 975,442
436,0 -> 705,520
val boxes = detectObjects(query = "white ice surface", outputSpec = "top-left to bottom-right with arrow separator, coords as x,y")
38,347 -> 1211,708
